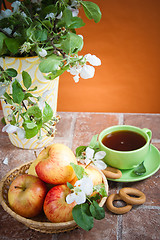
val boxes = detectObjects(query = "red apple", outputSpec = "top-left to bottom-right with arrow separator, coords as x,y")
43,184 -> 76,223
8,174 -> 47,218
35,143 -> 77,184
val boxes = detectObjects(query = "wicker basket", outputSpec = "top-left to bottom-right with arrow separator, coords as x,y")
0,161 -> 108,234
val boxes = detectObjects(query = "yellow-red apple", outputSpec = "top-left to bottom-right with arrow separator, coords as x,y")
43,184 -> 76,222
8,174 -> 47,218
35,143 -> 77,184
70,163 -> 103,186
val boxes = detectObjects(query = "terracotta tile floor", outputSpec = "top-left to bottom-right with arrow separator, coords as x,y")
0,111 -> 160,240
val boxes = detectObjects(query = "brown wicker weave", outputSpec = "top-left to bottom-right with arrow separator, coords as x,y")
0,161 -> 108,233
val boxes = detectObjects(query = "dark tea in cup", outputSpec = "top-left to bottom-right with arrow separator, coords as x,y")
102,130 -> 146,152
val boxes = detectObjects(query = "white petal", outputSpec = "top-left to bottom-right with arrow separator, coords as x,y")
94,151 -> 106,160
80,65 -> 95,79
75,191 -> 86,204
2,124 -> 18,133
81,177 -> 93,195
57,11 -> 63,19
66,193 -> 75,204
94,160 -> 107,170
17,128 -> 25,139
3,157 -> 8,165
39,48 -> 47,57
86,147 -> 94,159
73,74 -> 80,83
85,54 -> 101,66
84,158 -> 91,166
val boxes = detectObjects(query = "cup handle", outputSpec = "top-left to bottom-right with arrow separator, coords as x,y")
142,128 -> 152,141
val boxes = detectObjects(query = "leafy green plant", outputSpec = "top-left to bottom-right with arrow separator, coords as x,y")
0,67 -> 60,139
0,0 -> 102,81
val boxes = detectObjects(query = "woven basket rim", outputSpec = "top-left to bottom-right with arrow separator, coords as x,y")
0,161 -> 108,233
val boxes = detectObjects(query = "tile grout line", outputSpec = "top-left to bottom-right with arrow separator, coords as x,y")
69,112 -> 78,149
117,215 -> 123,240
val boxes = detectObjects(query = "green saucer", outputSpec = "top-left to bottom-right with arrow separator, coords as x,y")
107,144 -> 160,182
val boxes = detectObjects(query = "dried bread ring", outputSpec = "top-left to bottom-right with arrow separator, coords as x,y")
102,167 -> 122,179
106,193 -> 132,214
119,187 -> 146,205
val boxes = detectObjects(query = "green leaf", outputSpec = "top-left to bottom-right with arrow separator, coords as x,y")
3,92 -> 13,105
23,124 -> 38,139
81,1 -> 102,23
27,106 -> 42,120
22,71 -> 32,89
5,68 -> 17,78
67,182 -> 74,189
1,117 -> 6,125
89,134 -> 99,148
69,17 -> 85,29
0,32 -> 7,54
72,203 -> 94,231
93,184 -> 107,197
5,38 -> 21,54
70,162 -> 85,180
90,201 -> 105,220
43,102 -> 53,123
39,55 -> 62,73
34,29 -> 48,41
61,32 -> 83,54
12,80 -> 24,104
75,146 -> 87,157
23,92 -> 34,100
133,161 -> 146,176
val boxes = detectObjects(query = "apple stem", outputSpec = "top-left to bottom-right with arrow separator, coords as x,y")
85,161 -> 92,169
34,151 -> 37,158
14,186 -> 26,191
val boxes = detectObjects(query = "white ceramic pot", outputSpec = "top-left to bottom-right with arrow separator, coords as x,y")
0,56 -> 59,149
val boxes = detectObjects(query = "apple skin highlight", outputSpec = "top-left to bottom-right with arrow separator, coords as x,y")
35,144 -> 77,184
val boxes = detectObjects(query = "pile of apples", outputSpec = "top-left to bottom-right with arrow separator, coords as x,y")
8,143 -> 103,223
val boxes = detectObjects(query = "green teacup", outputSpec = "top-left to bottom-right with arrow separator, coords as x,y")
98,125 -> 152,170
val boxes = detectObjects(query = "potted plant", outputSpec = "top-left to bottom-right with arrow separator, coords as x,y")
0,0 -> 102,149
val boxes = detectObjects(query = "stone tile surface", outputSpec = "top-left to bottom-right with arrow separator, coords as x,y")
0,111 -> 160,240
122,209 -> 160,240
124,114 -> 160,139
72,112 -> 120,152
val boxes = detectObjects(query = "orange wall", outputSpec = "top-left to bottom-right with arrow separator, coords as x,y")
1,0 -> 160,113
58,0 -> 160,113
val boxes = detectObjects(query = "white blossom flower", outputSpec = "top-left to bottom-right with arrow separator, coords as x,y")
21,12 -> 27,18
20,42 -> 31,54
67,6 -> 79,17
38,89 -> 53,111
45,13 -> 55,19
3,27 -> 12,35
2,124 -> 25,139
85,54 -> 101,66
80,65 -> 95,79
57,11 -> 63,19
69,65 -> 82,76
38,48 -> 47,57
73,74 -> 80,83
85,147 -> 107,170
11,1 -> 21,13
0,9 -> 12,19
66,176 -> 93,205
